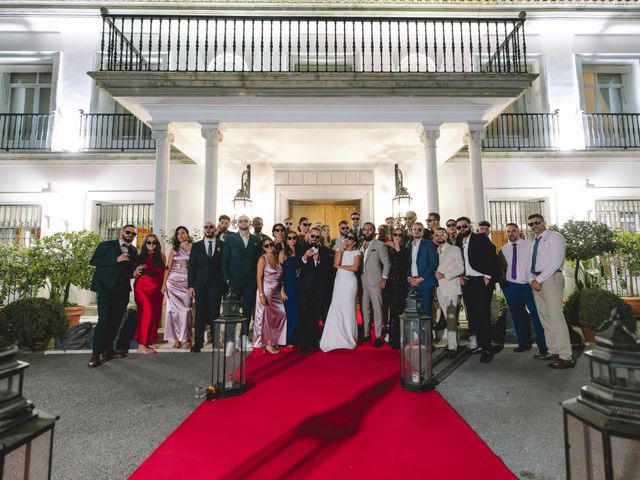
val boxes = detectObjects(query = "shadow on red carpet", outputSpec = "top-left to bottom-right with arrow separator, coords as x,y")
129,346 -> 515,479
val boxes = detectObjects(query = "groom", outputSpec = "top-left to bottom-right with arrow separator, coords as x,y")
360,222 -> 390,347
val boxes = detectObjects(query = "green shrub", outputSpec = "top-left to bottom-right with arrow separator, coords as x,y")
0,298 -> 69,351
577,288 -> 636,332
563,289 -> 582,327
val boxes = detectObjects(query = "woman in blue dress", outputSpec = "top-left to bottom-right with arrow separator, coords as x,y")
281,232 -> 302,346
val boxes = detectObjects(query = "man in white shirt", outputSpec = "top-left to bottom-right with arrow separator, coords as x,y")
528,213 -> 574,369
500,223 -> 548,355
433,228 -> 464,357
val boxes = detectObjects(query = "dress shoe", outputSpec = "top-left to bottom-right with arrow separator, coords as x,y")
513,344 -> 533,353
111,352 -> 127,359
447,349 -> 458,359
468,346 -> 482,354
101,351 -> 113,362
190,345 -> 202,353
549,358 -> 576,369
373,338 -> 385,348
534,352 -> 558,361
479,350 -> 494,363
87,356 -> 101,368
362,336 -> 372,344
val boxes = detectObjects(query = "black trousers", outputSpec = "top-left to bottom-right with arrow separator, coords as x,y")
297,288 -> 322,350
93,281 -> 130,356
461,276 -> 494,351
231,282 -> 257,336
193,283 -> 223,348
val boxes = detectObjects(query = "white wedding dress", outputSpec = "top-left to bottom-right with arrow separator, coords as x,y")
320,249 -> 361,352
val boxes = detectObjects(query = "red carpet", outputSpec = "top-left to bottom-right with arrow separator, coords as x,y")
130,346 -> 515,479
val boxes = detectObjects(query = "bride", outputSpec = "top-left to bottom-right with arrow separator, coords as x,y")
320,232 -> 362,352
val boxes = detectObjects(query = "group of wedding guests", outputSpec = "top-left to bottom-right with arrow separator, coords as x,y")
87,208 -> 575,371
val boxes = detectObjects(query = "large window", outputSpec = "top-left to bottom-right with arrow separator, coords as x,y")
595,199 -> 640,232
9,72 -> 52,114
96,203 -> 153,248
0,205 -> 42,247
488,199 -> 546,246
582,66 -> 626,114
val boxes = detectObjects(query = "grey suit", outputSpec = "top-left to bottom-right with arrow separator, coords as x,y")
360,239 -> 391,338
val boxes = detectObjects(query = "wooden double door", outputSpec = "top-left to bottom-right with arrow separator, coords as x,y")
289,201 -> 360,238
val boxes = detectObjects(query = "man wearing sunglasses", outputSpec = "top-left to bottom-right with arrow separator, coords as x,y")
297,217 -> 312,243
445,219 -> 458,245
527,213 -> 574,369
455,216 -> 499,363
188,221 -> 224,352
350,211 -> 362,240
406,222 -> 438,327
88,224 -> 139,368
222,215 -> 262,330
297,227 -> 331,352
332,220 -> 350,251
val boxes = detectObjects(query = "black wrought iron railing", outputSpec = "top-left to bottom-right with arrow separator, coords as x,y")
79,113 -> 155,150
0,114 -> 54,151
583,113 -> 640,149
483,112 -> 560,150
99,9 -> 527,74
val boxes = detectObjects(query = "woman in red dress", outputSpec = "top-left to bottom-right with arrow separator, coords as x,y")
134,233 -> 166,354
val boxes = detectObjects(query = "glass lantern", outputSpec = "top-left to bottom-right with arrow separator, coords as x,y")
0,341 -> 57,480
392,192 -> 412,228
209,291 -> 249,399
400,288 -> 435,392
562,308 -> 640,479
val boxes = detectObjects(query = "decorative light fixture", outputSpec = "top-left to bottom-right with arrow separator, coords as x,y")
232,165 -> 252,224
562,307 -> 640,479
0,341 -> 58,479
399,288 -> 435,392
392,164 -> 412,227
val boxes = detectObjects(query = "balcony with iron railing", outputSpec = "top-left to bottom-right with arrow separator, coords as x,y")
0,114 -> 54,151
79,112 -> 155,150
483,111 -> 560,150
583,113 -> 640,149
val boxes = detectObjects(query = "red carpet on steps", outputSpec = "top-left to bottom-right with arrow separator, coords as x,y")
130,346 -> 515,479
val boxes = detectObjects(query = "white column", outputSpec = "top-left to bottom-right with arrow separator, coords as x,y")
200,122 -> 223,223
420,124 -> 441,214
150,122 -> 173,236
465,124 -> 486,222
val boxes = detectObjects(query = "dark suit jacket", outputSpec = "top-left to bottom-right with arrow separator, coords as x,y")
221,233 -> 262,292
456,233 -> 499,280
90,239 -> 137,295
188,239 -> 224,291
406,238 -> 438,288
297,242 -> 332,292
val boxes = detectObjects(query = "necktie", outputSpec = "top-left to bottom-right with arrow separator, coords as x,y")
511,243 -> 517,280
531,237 -> 541,274
207,241 -> 213,258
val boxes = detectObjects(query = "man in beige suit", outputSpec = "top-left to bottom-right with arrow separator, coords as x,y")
360,222 -> 391,347
433,227 -> 465,357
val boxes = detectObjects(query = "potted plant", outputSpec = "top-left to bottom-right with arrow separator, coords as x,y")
553,220 -> 617,292
576,288 -> 636,341
0,297 -> 69,351
613,231 -> 640,316
0,242 -> 48,305
38,231 -> 102,325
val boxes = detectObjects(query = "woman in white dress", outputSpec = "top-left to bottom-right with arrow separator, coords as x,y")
320,233 -> 362,352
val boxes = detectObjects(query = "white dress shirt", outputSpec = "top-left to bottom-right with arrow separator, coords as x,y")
361,241 -> 371,272
462,236 -> 487,278
500,239 -> 533,284
410,239 -> 420,277
239,232 -> 250,247
531,229 -> 566,283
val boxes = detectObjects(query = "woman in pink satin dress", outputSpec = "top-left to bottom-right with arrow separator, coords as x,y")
162,226 -> 193,349
253,238 -> 287,354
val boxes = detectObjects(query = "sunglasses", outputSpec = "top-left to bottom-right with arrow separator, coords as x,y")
446,223 -> 456,227
434,233 -> 447,237
123,230 -> 137,236
310,234 -> 320,239
528,220 -> 542,227
263,243 -> 274,248
351,217 -> 360,221
287,235 -> 297,240
301,222 -> 311,227
340,226 -> 349,230
392,233 -> 403,237
273,228 -> 284,232
427,219 -> 437,222
203,225 -> 215,229
456,224 -> 469,230
346,236 -> 356,241
146,241 -> 157,245
414,228 -> 423,232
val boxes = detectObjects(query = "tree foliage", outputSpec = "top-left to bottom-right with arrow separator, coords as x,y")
0,297 -> 69,351
614,231 -> 640,277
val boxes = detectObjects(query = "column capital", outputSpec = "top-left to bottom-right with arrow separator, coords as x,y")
420,129 -> 440,146
464,129 -> 485,146
200,122 -> 223,144
149,122 -> 174,144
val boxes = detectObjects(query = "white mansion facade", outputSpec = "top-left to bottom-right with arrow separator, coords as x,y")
1,0 -> 639,254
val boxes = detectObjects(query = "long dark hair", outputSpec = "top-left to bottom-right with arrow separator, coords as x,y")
172,225 -> 190,251
139,234 -> 164,267
284,232 -> 298,256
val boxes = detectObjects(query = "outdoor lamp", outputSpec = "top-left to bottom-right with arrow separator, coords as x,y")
562,308 -> 640,479
0,341 -> 57,479
391,164 -> 412,227
399,288 -> 435,392
232,165 -> 252,222
208,291 -> 249,399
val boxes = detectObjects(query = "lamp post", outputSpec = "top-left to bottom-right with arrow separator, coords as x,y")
0,341 -> 57,479
392,164 -> 412,228
399,288 -> 435,392
208,291 -> 249,399
562,307 -> 640,479
232,165 -> 252,227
